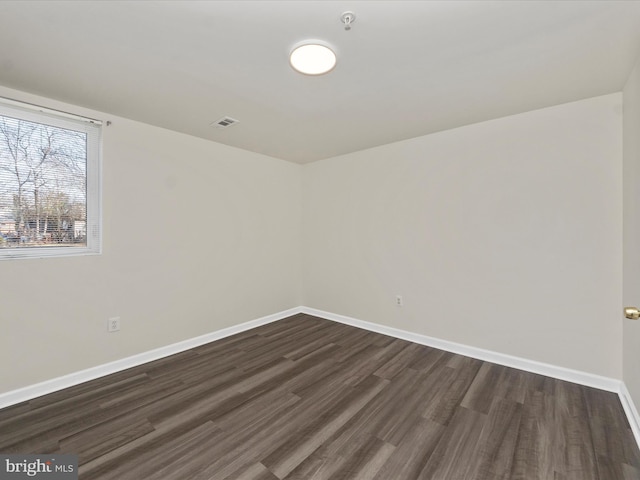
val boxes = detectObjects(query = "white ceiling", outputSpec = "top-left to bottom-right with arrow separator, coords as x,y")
1,1 -> 639,164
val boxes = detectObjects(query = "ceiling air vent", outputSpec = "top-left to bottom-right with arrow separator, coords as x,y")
211,116 -> 240,129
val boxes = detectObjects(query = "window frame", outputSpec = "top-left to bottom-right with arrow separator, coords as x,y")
0,98 -> 102,260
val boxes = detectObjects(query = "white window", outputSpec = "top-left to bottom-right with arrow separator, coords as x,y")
0,99 -> 101,259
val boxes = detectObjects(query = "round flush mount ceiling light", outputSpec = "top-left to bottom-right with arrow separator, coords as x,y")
289,42 -> 337,75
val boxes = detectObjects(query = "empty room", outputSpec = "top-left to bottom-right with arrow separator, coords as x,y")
1,1 -> 640,479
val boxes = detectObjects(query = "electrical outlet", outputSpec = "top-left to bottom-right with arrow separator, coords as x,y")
395,295 -> 403,307
108,317 -> 121,332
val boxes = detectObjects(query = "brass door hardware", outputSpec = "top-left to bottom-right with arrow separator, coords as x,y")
624,307 -> 640,320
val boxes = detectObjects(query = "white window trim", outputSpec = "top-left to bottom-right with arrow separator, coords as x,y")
0,99 -> 102,260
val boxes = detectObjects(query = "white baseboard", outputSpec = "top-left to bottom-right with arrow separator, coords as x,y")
0,307 -> 303,409
620,382 -> 640,449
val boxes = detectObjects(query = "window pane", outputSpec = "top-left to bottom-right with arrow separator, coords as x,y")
0,110 -> 92,252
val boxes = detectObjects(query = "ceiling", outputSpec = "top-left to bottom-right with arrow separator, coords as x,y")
1,1 -> 640,164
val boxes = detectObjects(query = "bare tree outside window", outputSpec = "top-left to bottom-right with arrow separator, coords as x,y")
0,101 -> 100,258
0,115 -> 87,247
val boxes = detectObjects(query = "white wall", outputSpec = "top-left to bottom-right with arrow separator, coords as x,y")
303,94 -> 623,378
624,56 -> 640,407
0,86 -> 625,395
0,86 -> 303,393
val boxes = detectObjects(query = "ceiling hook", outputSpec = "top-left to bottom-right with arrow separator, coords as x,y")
340,11 -> 356,31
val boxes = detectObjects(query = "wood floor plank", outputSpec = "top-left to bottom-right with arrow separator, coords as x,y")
261,375 -> 389,478
407,346 -> 452,374
0,373 -> 151,434
461,363 -> 528,414
624,463 -> 640,480
224,462 -> 279,480
78,420 -> 218,480
584,386 -> 640,475
344,439 -> 396,480
464,397 -> 523,480
323,435 -> 395,480
510,388 -> 567,480
0,375 -> 186,454
283,432 -> 388,480
343,338 -> 407,386
370,368 -> 437,446
58,416 -> 156,464
418,406 -> 487,479
371,417 -> 446,480
373,342 -> 426,380
189,375 -> 384,479
0,400 -> 32,422
422,359 -> 482,426
1,314 -> 638,480
559,381 -> 599,480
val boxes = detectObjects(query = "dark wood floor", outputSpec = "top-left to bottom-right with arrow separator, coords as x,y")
1,314 -> 639,479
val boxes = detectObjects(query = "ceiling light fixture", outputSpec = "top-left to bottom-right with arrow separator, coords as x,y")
289,42 -> 336,75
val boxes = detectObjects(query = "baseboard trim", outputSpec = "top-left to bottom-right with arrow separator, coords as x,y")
0,307 -> 303,409
620,382 -> 640,449
300,307 -> 621,392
